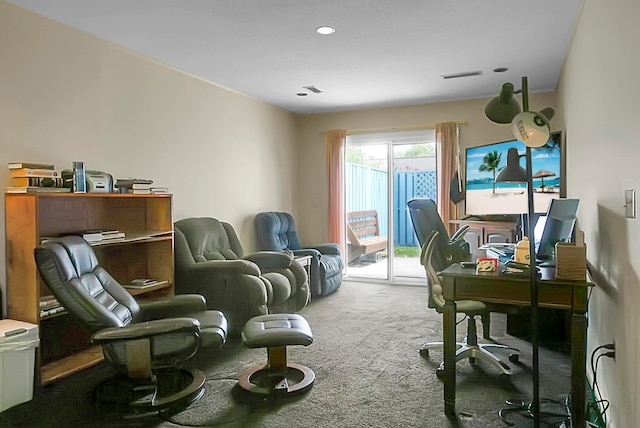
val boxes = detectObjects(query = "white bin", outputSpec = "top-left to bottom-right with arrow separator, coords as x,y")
0,320 -> 39,413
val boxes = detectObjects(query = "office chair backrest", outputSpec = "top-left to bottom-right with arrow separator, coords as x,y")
420,231 -> 446,311
34,236 -> 141,334
408,198 -> 466,272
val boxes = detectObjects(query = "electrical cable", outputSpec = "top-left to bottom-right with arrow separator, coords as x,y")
498,397 -> 570,426
589,344 -> 613,427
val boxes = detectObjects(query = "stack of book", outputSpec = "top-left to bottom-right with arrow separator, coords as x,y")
6,162 -> 69,194
115,178 -> 153,194
40,295 -> 65,318
150,186 -> 169,194
123,278 -> 169,290
78,229 -> 126,243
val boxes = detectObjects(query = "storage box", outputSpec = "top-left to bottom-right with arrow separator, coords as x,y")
0,320 -> 39,412
555,243 -> 587,281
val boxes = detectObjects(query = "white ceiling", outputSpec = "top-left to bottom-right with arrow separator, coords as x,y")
8,0 -> 582,115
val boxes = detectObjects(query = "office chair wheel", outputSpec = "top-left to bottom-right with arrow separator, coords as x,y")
419,348 -> 430,358
508,353 -> 519,363
469,357 -> 477,365
435,362 -> 446,378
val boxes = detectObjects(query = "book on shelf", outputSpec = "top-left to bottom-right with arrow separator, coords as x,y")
115,178 -> 153,189
9,177 -> 65,187
150,187 -> 169,194
5,186 -> 70,194
130,188 -> 151,194
123,279 -> 168,289
101,231 -> 126,240
78,231 -> 103,242
9,168 -> 61,178
78,229 -> 125,242
39,295 -> 63,317
131,183 -> 152,190
39,295 -> 60,308
8,162 -> 55,170
40,306 -> 65,318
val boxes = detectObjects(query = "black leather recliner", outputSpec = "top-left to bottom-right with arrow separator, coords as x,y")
254,211 -> 344,297
34,236 -> 228,413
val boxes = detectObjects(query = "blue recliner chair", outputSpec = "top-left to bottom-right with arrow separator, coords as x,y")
254,212 -> 343,297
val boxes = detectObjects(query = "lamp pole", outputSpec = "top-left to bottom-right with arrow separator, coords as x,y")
520,76 -> 541,428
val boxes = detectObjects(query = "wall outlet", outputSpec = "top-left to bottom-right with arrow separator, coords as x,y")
625,189 -> 636,218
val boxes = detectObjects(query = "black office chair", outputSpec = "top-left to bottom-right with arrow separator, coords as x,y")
34,236 -> 228,415
408,198 -> 520,339
407,198 -> 471,271
421,230 -> 519,376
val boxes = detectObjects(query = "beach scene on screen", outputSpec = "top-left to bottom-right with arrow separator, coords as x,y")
465,133 -> 562,216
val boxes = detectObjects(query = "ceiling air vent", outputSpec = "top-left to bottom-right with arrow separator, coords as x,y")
441,70 -> 483,80
303,85 -> 323,94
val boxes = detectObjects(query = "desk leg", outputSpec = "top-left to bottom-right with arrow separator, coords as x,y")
571,311 -> 587,428
443,297 -> 457,415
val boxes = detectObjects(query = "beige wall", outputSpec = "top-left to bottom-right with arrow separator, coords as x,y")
557,0 -> 640,426
4,1 -> 636,425
0,3 -> 300,307
295,93 -> 557,244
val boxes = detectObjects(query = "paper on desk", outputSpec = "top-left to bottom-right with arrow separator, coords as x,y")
479,242 -> 516,250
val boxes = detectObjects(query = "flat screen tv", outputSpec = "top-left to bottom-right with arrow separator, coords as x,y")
464,131 -> 563,217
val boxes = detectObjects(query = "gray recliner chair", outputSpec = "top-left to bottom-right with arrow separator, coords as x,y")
174,217 -> 310,335
33,236 -> 228,414
254,211 -> 343,297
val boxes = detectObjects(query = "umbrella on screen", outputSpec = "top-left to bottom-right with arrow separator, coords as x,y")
532,169 -> 556,189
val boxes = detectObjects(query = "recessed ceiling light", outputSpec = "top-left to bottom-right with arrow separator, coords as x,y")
297,93 -> 308,97
493,67 -> 509,73
316,26 -> 336,35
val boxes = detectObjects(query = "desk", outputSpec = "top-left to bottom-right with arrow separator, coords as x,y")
439,264 -> 591,427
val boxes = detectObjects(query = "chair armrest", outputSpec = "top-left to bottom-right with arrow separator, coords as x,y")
188,259 -> 262,276
292,248 -> 321,258
450,224 -> 470,243
309,243 -> 341,255
244,251 -> 293,270
136,294 -> 207,321
91,318 -> 200,343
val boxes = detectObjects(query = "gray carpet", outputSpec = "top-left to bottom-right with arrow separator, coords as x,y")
0,281 -> 573,427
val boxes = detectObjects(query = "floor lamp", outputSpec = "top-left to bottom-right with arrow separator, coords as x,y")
484,76 -> 555,428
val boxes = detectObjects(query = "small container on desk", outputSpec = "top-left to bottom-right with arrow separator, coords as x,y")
476,257 -> 498,274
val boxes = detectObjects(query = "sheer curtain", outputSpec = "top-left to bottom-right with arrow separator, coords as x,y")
436,122 -> 460,234
326,129 -> 347,255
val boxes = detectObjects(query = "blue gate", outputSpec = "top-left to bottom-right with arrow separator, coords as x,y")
346,163 -> 437,246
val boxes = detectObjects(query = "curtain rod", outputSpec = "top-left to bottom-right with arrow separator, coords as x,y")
346,120 -> 467,135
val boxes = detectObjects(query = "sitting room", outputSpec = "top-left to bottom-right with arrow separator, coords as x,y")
1,1 -> 637,427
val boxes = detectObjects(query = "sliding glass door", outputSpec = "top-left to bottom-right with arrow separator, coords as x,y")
345,130 -> 436,284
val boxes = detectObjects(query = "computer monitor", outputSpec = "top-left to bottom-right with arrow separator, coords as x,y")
534,198 -> 580,260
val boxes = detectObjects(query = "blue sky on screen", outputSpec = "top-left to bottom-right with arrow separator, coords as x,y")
466,139 -> 560,182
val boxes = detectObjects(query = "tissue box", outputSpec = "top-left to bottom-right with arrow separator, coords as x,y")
555,243 -> 587,281
476,257 -> 498,273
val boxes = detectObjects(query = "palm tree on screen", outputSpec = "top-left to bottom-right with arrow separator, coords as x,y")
478,150 -> 502,194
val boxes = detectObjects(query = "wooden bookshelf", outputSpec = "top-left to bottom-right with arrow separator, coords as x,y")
5,193 -> 175,385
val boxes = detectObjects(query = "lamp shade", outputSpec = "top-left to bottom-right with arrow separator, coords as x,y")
511,111 -> 551,148
495,147 -> 527,183
484,83 -> 521,124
